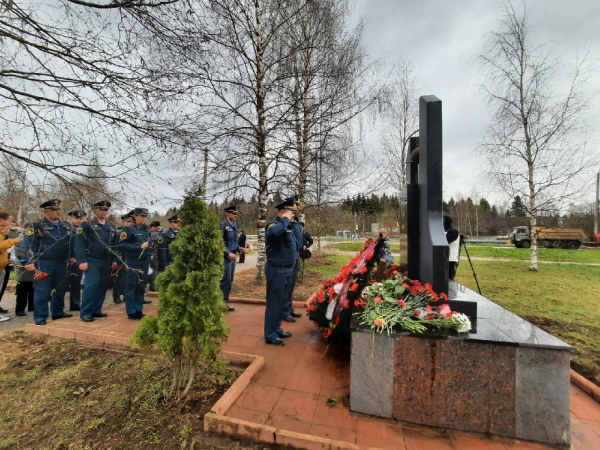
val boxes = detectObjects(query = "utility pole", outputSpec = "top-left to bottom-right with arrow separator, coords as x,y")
595,173 -> 599,234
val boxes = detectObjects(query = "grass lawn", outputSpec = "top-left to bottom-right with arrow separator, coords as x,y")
463,245 -> 600,263
456,260 -> 600,384
0,333 -> 277,450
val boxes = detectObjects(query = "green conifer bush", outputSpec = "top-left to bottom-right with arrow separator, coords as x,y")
132,187 -> 229,396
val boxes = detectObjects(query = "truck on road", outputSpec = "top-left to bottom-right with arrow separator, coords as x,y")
510,226 -> 587,249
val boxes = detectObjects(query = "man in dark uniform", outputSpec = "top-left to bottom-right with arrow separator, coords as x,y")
148,220 -> 163,291
282,197 -> 303,322
119,207 -> 153,320
264,198 -> 297,346
112,213 -> 133,304
219,205 -> 241,312
237,230 -> 246,263
66,210 -> 86,311
158,214 -> 180,271
75,201 -> 118,322
19,199 -> 74,325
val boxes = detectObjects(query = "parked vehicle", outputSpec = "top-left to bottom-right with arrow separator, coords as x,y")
510,226 -> 587,249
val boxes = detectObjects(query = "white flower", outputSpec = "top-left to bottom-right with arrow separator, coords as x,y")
450,313 -> 472,333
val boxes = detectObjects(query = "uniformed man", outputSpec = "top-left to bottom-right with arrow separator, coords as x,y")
66,210 -> 87,311
112,213 -> 133,304
148,220 -> 163,291
19,199 -> 74,325
263,198 -> 297,346
219,205 -> 242,312
282,196 -> 303,323
75,201 -> 118,322
158,214 -> 180,271
119,207 -> 153,320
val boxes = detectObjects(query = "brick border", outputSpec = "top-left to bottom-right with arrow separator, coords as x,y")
571,369 -> 600,403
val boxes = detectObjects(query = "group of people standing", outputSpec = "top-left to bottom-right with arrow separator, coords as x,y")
216,198 -> 313,346
0,199 -> 180,325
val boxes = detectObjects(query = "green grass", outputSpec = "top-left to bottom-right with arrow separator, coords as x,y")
463,246 -> 600,262
456,260 -> 600,382
336,242 -> 402,252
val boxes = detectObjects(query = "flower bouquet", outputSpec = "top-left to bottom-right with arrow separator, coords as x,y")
355,277 -> 471,334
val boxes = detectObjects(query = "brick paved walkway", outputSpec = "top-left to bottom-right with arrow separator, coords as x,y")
18,290 -> 600,450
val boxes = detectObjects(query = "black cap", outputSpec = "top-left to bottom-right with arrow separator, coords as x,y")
127,209 -> 135,217
121,214 -> 133,221
92,200 -> 111,210
285,195 -> 301,205
150,220 -> 161,228
224,205 -> 238,213
276,198 -> 297,211
133,208 -> 148,217
67,210 -> 87,219
40,199 -> 61,210
167,214 -> 179,222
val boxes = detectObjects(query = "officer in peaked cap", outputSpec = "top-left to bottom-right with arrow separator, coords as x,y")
75,200 -> 118,322
112,213 -> 134,304
219,205 -> 241,311
281,196 -> 303,323
118,207 -> 154,320
66,210 -> 87,312
263,197 -> 297,346
158,214 -> 180,271
19,199 -> 74,325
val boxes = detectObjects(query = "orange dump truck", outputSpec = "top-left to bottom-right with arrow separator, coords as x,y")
511,226 -> 587,249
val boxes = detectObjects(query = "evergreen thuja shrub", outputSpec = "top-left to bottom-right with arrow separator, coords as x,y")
132,187 -> 229,396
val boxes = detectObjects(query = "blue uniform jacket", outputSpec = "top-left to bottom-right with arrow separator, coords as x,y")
118,224 -> 154,268
265,216 -> 296,267
20,218 -> 73,263
220,220 -> 239,259
291,219 -> 303,254
74,219 -> 118,263
158,228 -> 179,268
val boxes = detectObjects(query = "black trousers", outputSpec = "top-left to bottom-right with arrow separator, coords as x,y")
449,262 -> 458,280
0,266 -> 12,304
113,270 -> 126,302
15,281 -> 34,313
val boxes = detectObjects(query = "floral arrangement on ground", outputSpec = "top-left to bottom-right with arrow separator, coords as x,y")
307,238 -> 471,337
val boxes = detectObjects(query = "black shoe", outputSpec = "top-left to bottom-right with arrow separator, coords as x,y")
279,332 -> 292,339
283,316 -> 296,323
15,311 -> 26,317
138,312 -> 145,318
142,300 -> 152,304
52,313 -> 73,320
69,306 -> 80,311
114,298 -> 123,304
128,313 -> 141,320
266,338 -> 285,346
36,320 -> 47,326
0,307 -> 9,314
290,311 -> 302,318
81,316 -> 94,323
92,312 -> 107,318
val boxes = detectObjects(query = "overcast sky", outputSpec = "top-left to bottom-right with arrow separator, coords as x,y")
349,0 -> 600,206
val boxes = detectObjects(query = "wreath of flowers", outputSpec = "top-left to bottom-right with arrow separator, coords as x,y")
307,237 -> 471,337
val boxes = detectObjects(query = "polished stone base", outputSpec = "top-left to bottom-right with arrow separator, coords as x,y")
350,284 -> 571,446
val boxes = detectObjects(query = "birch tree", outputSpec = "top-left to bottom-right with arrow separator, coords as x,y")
477,0 -> 594,271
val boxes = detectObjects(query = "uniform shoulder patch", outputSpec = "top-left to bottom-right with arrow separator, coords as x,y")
268,223 -> 276,228
119,231 -> 127,240
76,227 -> 83,234
157,237 -> 164,244
25,228 -> 34,236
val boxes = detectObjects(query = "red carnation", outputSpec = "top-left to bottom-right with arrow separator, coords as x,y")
334,317 -> 341,325
375,296 -> 382,304
412,309 -> 420,317
440,292 -> 448,301
34,271 -> 49,280
397,299 -> 407,308
360,266 -> 367,274
366,253 -> 373,261
351,283 -> 358,291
